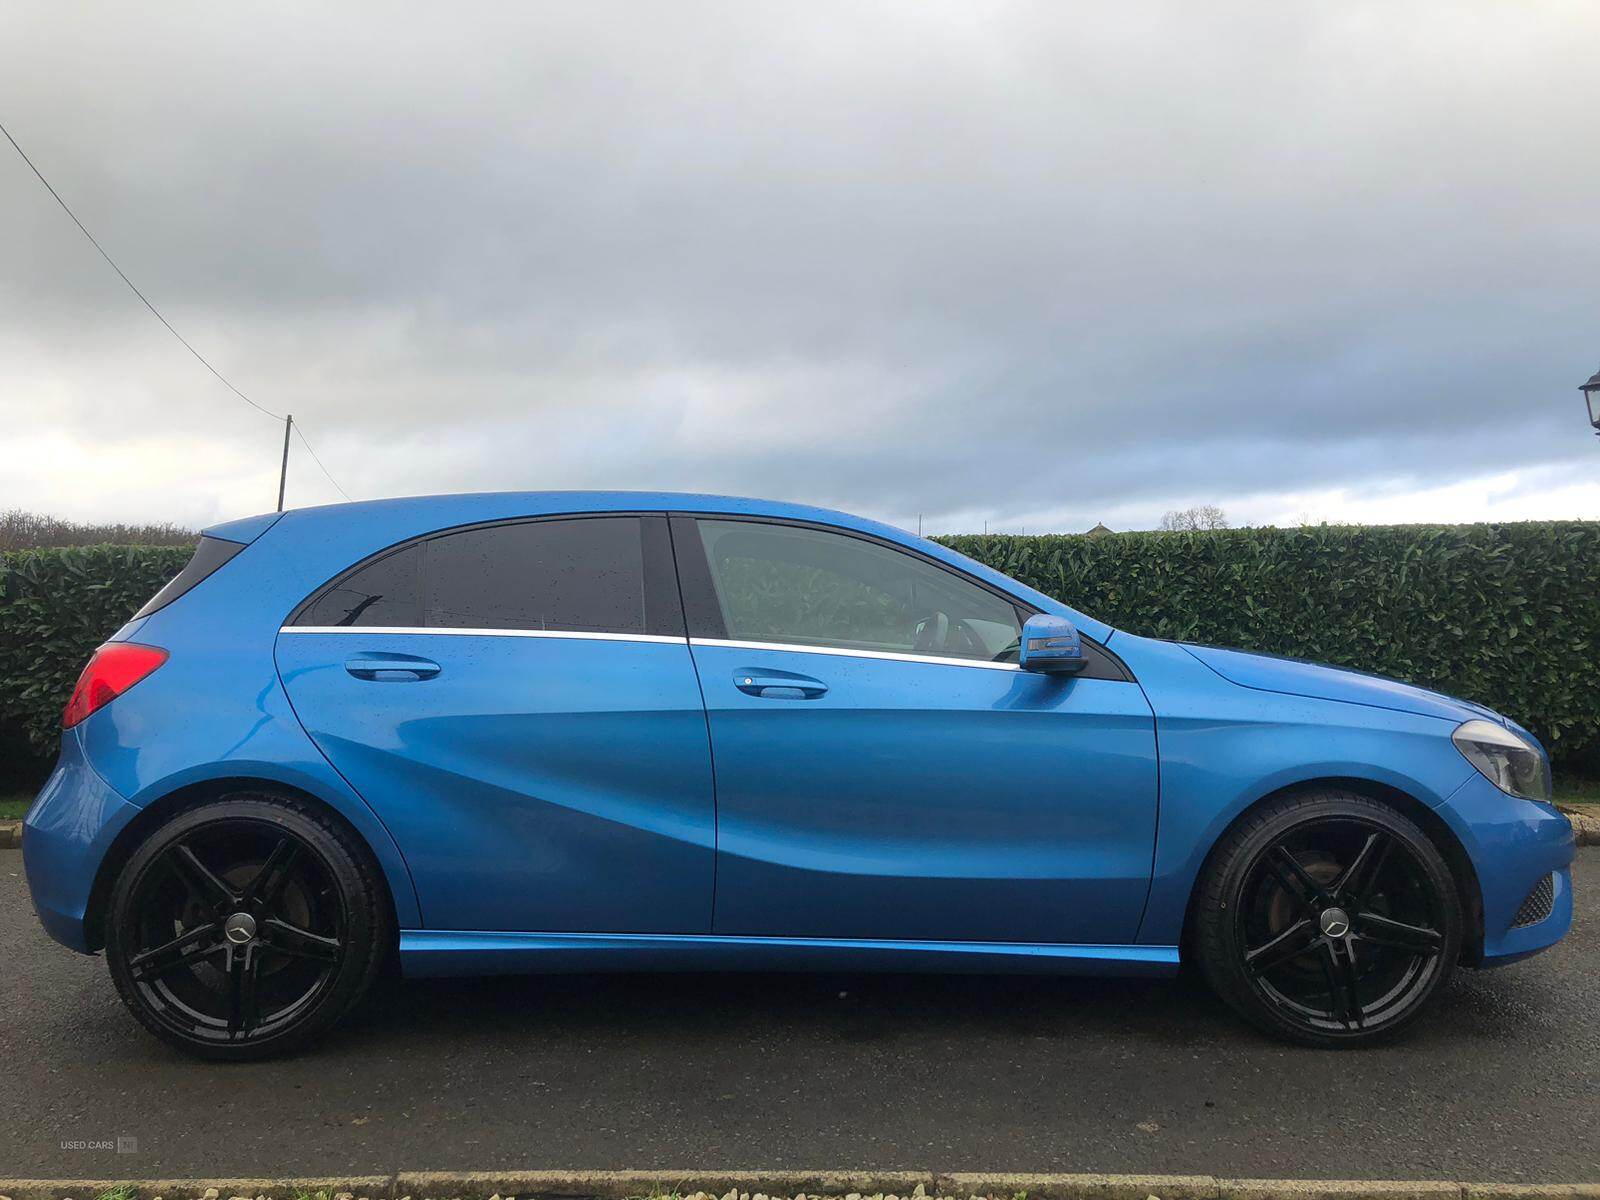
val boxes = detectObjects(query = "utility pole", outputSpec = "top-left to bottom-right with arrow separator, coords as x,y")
277,413 -> 293,511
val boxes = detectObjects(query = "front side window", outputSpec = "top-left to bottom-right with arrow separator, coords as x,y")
293,515 -> 680,636
693,519 -> 1023,661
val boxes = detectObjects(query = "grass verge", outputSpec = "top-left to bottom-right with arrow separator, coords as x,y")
1554,772 -> 1600,810
0,792 -> 33,821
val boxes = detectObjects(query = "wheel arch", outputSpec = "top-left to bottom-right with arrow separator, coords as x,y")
82,775 -> 404,955
1180,775 -> 1486,966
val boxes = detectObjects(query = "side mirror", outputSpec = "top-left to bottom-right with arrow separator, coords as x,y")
1019,614 -> 1087,675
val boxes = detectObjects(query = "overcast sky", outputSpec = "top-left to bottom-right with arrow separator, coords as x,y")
3,2 -> 1598,536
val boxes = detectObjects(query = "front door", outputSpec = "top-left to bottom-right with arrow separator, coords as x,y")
276,514 -> 715,934
674,516 -> 1158,945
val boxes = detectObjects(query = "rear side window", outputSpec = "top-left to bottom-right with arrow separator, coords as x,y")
133,536 -> 244,618
291,515 -> 682,636
426,518 -> 651,633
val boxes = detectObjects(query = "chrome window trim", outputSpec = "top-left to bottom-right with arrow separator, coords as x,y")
278,627 -> 1021,668
689,636 -> 1021,672
279,626 -> 687,645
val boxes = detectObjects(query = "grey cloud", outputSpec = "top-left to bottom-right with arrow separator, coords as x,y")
2,1 -> 1598,532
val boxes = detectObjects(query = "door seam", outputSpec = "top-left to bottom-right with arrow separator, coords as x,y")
270,631 -> 427,928
664,515 -> 721,933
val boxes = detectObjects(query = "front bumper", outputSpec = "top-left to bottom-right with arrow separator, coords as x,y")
21,727 -> 143,953
1437,769 -> 1576,965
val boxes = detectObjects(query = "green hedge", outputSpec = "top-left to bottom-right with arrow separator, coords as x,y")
0,545 -> 193,765
940,522 -> 1600,767
1,523 -> 1596,778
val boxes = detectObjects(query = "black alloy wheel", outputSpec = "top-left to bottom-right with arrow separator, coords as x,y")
1195,790 -> 1464,1047
106,795 -> 388,1060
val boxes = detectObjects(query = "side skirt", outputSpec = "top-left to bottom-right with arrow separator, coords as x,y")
398,930 -> 1180,978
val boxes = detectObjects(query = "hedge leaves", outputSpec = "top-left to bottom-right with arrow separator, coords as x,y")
0,545 -> 192,757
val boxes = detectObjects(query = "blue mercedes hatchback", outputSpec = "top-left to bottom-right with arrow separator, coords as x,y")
23,492 -> 1574,1058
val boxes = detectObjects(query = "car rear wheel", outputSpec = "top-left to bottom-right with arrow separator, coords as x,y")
1194,789 -> 1463,1047
106,794 -> 389,1061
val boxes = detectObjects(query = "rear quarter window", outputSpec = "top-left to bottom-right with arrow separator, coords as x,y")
132,536 -> 244,618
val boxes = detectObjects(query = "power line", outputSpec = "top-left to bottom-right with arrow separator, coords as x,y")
1,117 -> 355,503
294,423 -> 354,502
1,119 -> 282,421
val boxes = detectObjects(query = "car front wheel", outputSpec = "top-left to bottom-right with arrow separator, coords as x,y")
105,793 -> 389,1061
1194,789 -> 1464,1047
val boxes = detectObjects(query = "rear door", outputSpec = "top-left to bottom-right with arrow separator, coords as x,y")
275,514 -> 715,934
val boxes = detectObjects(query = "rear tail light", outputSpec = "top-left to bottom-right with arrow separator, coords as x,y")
62,643 -> 169,729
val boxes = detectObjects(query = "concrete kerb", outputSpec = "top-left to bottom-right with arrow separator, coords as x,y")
1,1173 -> 1599,1200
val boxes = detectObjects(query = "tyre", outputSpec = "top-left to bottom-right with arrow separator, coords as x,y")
105,793 -> 390,1061
1193,789 -> 1463,1048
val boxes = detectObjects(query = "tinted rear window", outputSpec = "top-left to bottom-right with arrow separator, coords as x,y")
291,515 -> 681,636
133,536 -> 243,618
426,518 -> 647,633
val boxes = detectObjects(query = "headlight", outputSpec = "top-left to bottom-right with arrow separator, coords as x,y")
1452,718 -> 1551,802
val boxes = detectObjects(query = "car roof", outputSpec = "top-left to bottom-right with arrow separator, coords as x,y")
213,490 -> 899,538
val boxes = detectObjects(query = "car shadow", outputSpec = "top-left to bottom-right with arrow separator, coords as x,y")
329,954 -> 1569,1060
342,966 -> 1243,1051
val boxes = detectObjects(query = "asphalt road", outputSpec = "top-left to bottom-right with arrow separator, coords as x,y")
2,847 -> 1595,1184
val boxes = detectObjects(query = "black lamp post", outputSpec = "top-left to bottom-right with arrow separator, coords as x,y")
1583,366 -> 1600,435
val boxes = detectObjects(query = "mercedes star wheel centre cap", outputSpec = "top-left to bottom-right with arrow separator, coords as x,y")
223,912 -> 258,945
1319,907 -> 1351,938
